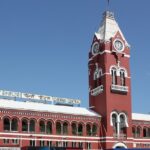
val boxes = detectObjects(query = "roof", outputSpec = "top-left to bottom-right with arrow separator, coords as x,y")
132,113 -> 150,121
95,11 -> 129,46
0,98 -> 100,117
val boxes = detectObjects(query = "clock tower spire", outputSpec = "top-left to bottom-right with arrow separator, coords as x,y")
88,11 -> 132,149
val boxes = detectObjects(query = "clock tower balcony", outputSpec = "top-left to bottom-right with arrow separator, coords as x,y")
111,84 -> 128,93
113,133 -> 127,140
91,85 -> 104,96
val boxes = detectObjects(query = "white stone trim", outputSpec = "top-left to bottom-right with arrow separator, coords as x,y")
133,138 -> 150,141
0,136 -> 99,143
124,54 -> 130,58
0,132 -> 100,140
93,64 -> 102,80
101,72 -> 131,78
89,49 -> 130,62
110,111 -> 118,126
110,65 -> 128,77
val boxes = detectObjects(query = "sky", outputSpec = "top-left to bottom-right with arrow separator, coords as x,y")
0,0 -> 150,114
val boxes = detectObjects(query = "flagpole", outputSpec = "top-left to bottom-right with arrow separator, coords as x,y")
107,0 -> 110,11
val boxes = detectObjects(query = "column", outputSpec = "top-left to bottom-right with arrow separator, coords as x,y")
45,123 -> 47,134
77,124 -> 78,136
90,128 -> 92,136
83,124 -> 86,136
61,124 -> 63,135
10,120 -> 12,132
28,121 -> 30,133
117,121 -> 120,138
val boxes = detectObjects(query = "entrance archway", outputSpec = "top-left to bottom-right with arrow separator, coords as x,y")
113,143 -> 127,149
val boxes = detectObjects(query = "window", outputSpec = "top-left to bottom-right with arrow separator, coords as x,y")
72,142 -> 76,148
63,122 -> 68,135
94,67 -> 101,80
87,142 -> 91,150
120,69 -> 126,86
143,127 -> 148,137
3,139 -> 9,144
79,142 -> 83,148
3,118 -> 10,131
111,68 -> 117,85
78,124 -> 83,136
12,139 -> 19,144
30,120 -> 35,132
56,141 -> 62,147
22,119 -> 28,132
86,124 -> 91,136
72,123 -> 77,135
112,114 -> 117,134
94,67 -> 102,88
30,140 -> 35,147
56,122 -> 61,135
137,126 -> 141,138
40,140 -> 45,147
132,126 -> 136,138
39,120 -> 45,133
63,142 -> 68,147
92,124 -> 97,136
47,141 -> 52,147
148,128 -> 150,137
11,118 -> 18,131
120,115 -> 126,133
46,121 -> 52,134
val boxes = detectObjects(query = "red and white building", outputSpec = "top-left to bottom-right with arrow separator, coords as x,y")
0,10 -> 150,150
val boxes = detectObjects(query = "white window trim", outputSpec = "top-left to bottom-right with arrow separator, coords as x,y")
110,65 -> 128,77
93,65 -> 102,80
110,111 -> 118,126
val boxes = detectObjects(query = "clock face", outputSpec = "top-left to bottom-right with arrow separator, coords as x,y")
114,39 -> 124,52
92,42 -> 99,55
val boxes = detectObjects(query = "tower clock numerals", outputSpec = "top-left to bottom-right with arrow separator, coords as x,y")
114,39 -> 124,52
92,42 -> 100,55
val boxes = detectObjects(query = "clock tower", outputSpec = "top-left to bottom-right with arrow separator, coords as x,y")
89,11 -> 133,149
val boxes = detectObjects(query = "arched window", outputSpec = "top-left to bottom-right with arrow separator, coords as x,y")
93,64 -> 102,88
78,124 -> 83,136
111,68 -> 117,85
72,123 -> 77,135
30,120 -> 35,132
63,122 -> 68,135
92,124 -> 97,136
22,119 -> 28,132
148,128 -> 150,137
132,126 -> 136,138
137,126 -> 141,138
120,69 -> 126,86
143,127 -> 148,138
86,124 -> 91,136
39,120 -> 45,133
4,118 -> 10,131
56,122 -> 61,135
120,115 -> 126,134
112,114 -> 118,135
46,121 -> 52,134
11,118 -> 18,131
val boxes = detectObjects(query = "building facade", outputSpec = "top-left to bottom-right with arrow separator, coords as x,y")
0,10 -> 150,150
